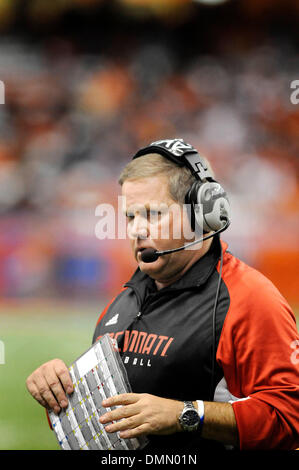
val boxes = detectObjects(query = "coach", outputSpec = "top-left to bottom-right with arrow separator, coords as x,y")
26,139 -> 299,450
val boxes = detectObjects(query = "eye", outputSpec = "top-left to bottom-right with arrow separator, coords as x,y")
126,213 -> 134,221
149,210 -> 161,217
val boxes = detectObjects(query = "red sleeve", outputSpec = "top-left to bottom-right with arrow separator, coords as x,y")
217,253 -> 299,450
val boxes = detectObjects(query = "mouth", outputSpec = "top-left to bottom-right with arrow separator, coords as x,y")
135,246 -> 151,259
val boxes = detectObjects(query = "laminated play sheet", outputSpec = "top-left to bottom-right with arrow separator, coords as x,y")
48,334 -> 148,450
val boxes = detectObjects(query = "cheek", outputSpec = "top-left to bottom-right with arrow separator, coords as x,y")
129,237 -> 136,254
126,221 -> 134,239
152,214 -> 175,241
158,212 -> 185,244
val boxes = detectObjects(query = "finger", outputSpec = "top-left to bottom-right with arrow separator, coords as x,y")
119,424 -> 148,439
102,393 -> 139,408
100,403 -> 138,424
33,373 -> 61,414
44,368 -> 69,409
105,414 -> 144,434
53,361 -> 74,395
26,380 -> 48,408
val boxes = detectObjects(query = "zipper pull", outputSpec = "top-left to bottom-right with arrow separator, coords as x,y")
136,311 -> 142,319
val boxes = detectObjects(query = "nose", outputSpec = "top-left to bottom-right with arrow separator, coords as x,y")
128,214 -> 148,240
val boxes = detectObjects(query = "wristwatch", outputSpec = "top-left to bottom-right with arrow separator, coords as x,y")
178,401 -> 201,432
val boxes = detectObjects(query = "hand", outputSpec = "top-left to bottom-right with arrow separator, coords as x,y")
99,393 -> 184,439
25,359 -> 74,414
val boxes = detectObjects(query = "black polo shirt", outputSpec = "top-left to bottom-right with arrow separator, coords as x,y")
93,236 -> 230,450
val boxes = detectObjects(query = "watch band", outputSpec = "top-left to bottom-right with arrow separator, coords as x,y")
184,401 -> 194,409
196,400 -> 205,435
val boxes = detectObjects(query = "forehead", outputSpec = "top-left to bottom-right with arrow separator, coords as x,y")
122,176 -> 174,208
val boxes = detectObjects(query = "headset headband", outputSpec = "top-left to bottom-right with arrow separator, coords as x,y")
132,138 -> 215,182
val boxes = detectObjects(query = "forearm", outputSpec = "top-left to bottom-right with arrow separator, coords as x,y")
101,393 -> 239,448
198,401 -> 239,447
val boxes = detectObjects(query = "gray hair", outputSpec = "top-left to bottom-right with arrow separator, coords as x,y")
118,152 -> 214,204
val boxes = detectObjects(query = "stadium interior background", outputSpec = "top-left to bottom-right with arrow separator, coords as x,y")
0,0 -> 298,450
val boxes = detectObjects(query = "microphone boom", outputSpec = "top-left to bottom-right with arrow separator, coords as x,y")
140,219 -> 230,263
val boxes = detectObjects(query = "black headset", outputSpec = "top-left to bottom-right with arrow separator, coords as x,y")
132,138 -> 231,401
133,138 -> 231,235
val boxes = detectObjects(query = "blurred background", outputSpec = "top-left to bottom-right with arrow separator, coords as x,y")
0,0 -> 298,450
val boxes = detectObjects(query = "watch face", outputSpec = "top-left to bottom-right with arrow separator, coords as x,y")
182,409 -> 199,426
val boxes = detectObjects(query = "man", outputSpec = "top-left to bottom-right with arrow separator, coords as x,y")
26,139 -> 299,450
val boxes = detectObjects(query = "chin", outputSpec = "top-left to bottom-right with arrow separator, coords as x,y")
138,258 -> 164,275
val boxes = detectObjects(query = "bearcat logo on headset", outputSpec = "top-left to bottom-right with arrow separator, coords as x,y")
149,139 -> 195,157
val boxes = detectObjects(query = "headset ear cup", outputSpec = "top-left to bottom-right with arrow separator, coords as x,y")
185,181 -> 231,234
196,182 -> 230,232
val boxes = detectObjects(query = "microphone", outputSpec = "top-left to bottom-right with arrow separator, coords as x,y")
141,248 -> 160,263
140,219 -> 230,263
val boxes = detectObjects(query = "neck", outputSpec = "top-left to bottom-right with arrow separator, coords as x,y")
154,237 -> 213,290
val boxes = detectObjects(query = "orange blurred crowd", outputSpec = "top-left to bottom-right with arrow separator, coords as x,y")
0,3 -> 298,304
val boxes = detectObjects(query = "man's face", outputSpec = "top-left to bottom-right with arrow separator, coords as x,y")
122,175 -> 198,282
